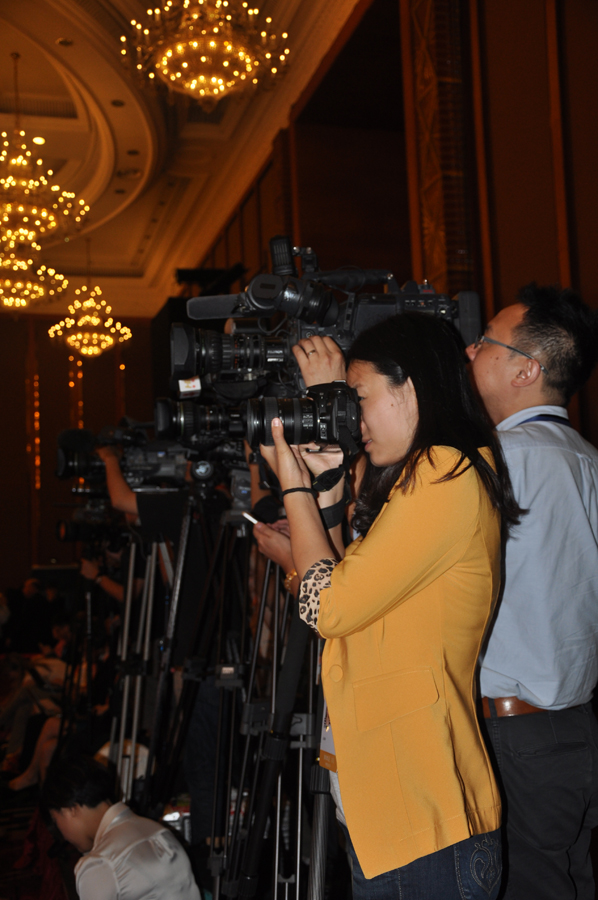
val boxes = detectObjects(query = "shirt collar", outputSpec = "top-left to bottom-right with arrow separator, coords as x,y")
93,801 -> 130,847
496,404 -> 569,432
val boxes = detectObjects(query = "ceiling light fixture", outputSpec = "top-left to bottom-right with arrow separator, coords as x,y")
120,0 -> 290,111
48,240 -> 132,357
0,248 -> 68,308
0,53 -> 88,308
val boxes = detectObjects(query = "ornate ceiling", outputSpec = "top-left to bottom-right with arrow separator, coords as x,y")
0,0 -> 360,317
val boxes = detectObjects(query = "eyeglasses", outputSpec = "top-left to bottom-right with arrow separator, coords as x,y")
472,334 -> 549,376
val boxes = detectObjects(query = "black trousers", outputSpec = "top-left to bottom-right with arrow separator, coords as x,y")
480,702 -> 598,900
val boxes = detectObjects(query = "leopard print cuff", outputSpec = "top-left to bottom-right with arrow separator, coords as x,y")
299,558 -> 336,633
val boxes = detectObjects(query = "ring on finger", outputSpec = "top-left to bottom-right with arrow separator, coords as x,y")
307,349 -> 316,356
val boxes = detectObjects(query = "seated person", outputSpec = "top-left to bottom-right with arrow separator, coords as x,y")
42,754 -> 201,900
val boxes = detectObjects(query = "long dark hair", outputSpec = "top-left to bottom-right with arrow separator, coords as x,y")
346,313 -> 522,536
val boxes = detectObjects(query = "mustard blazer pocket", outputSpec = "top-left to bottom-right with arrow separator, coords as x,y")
353,667 -> 439,733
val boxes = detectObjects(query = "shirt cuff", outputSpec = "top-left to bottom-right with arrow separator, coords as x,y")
298,558 -> 336,633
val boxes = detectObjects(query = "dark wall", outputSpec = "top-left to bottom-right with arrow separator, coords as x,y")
0,316 -> 30,587
0,314 -> 154,590
196,0 -> 411,282
477,0 -> 598,445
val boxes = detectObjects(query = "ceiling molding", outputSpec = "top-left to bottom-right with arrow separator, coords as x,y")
0,0 -> 361,317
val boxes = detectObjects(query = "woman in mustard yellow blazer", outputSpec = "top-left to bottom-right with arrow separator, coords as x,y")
260,313 -> 521,900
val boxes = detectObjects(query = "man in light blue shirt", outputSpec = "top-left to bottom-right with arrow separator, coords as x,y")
467,283 -> 598,900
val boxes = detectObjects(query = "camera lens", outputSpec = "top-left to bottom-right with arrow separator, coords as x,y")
245,396 -> 316,447
155,398 -> 245,443
197,331 -> 289,376
56,448 -> 103,480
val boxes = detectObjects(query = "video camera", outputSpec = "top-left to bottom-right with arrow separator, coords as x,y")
170,236 -> 481,397
157,236 -> 481,454
56,499 -> 130,551
56,422 -> 194,489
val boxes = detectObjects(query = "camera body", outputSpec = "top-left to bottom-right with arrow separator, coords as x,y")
56,425 -> 194,489
172,281 -> 480,403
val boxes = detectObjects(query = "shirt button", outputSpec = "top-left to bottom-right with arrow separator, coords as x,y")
329,665 -> 343,682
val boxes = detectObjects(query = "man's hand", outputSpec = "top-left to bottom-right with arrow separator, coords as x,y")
80,558 -> 100,581
292,336 -> 347,386
96,445 -> 120,463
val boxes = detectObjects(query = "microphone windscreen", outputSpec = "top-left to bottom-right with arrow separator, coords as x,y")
187,294 -> 243,320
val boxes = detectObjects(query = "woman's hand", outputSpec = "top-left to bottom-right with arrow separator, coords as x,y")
259,419 -> 312,491
298,443 -> 345,478
292,336 -> 347,386
253,522 -> 294,572
270,518 -> 290,537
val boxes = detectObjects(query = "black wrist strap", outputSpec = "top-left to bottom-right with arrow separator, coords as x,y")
312,464 -> 345,493
320,482 -> 351,529
281,487 -> 317,498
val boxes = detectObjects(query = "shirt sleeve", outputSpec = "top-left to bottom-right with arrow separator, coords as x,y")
317,448 -> 490,639
76,856 -> 119,900
298,558 -> 336,632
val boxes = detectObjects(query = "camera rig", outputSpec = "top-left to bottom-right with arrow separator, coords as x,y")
157,236 -> 481,456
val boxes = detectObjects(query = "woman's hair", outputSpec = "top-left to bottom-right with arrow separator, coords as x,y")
41,754 -> 116,811
346,313 -> 522,535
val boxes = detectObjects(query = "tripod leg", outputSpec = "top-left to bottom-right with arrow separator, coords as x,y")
125,544 -> 158,801
116,541 -> 137,784
235,602 -> 311,898
307,774 -> 331,900
308,678 -> 330,900
141,497 -> 194,813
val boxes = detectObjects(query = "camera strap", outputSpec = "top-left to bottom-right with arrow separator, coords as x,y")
320,482 -> 351,530
312,464 -> 345,492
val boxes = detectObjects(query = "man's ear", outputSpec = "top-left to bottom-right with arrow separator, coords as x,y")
511,358 -> 542,389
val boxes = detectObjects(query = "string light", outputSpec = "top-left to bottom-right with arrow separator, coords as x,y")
33,373 -> 41,489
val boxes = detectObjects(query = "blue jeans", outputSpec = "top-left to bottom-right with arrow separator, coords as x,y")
343,827 -> 502,900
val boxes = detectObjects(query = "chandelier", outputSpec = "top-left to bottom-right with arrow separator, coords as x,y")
49,284 -> 133,357
0,248 -> 68,308
0,53 -> 89,308
121,0 -> 290,111
0,130 -> 89,248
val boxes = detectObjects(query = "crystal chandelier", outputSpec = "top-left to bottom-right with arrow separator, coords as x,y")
0,248 -> 68,308
120,0 -> 290,111
0,131 -> 89,248
48,284 -> 133,357
49,240 -> 132,357
0,53 -> 89,308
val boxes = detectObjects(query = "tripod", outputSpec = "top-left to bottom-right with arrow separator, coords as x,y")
138,495 -> 334,900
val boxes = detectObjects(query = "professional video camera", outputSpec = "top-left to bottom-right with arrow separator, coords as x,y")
155,380 -> 361,455
56,499 -> 129,551
161,236 -> 480,455
170,235 -> 481,401
56,422 -> 195,489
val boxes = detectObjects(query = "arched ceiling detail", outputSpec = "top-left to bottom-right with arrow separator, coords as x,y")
0,0 -> 362,316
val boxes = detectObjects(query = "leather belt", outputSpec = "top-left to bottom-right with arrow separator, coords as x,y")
481,696 -> 545,718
